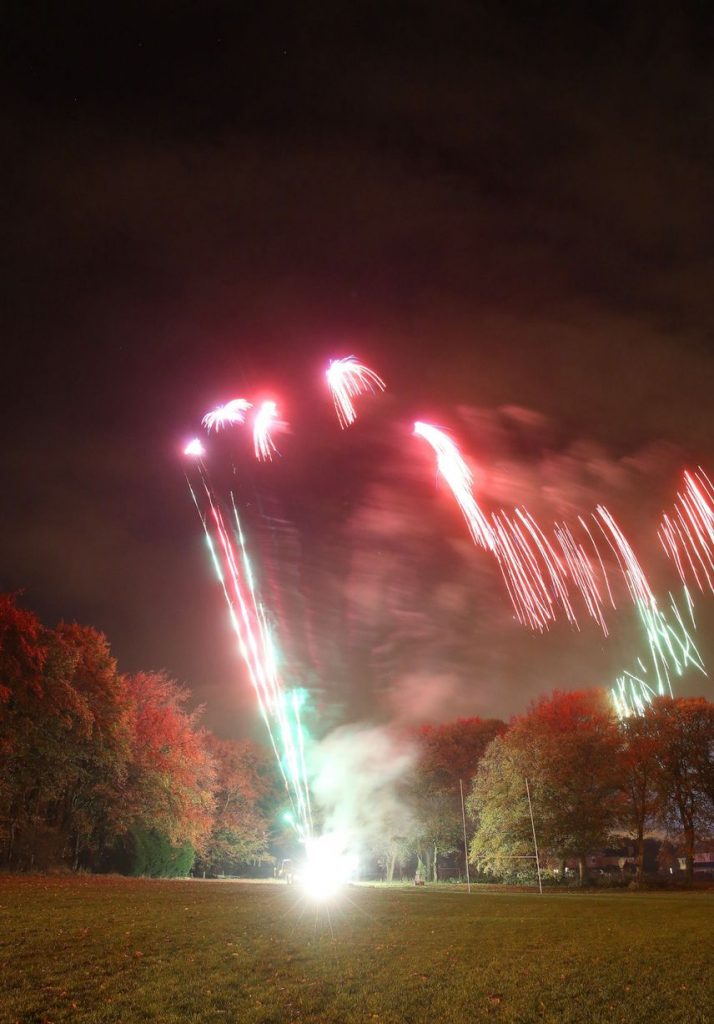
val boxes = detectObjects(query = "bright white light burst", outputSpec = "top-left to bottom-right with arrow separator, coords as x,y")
298,833 -> 358,901
202,398 -> 252,432
184,438 -> 206,457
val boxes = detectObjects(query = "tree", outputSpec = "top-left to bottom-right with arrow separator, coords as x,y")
49,623 -> 134,869
197,736 -> 274,876
467,735 -> 538,878
123,827 -> 195,878
410,717 -> 505,881
123,671 -> 216,857
618,714 -> 661,883
370,833 -> 411,882
688,702 -> 714,809
469,690 -> 623,884
0,594 -> 50,863
1,601 -> 132,870
648,697 -> 714,885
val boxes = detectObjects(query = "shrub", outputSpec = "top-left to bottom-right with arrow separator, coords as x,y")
124,828 -> 195,877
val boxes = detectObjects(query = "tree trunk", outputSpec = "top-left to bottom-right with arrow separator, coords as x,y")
432,843 -> 439,882
7,820 -> 17,865
684,828 -> 695,886
386,851 -> 396,883
578,855 -> 588,886
73,832 -> 82,872
424,846 -> 433,883
636,828 -> 645,884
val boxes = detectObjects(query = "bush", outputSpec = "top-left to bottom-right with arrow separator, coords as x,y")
122,828 -> 195,877
595,873 -> 630,888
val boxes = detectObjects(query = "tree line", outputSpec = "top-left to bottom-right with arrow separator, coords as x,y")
2,594 -> 713,884
0,594 -> 281,875
466,689 -> 714,885
396,689 -> 713,886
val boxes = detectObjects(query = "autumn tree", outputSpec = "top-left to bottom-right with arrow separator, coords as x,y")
196,736 -> 275,876
469,690 -> 623,884
123,670 -> 216,857
618,713 -> 661,883
49,623 -> 134,868
1,601 -> 133,869
410,717 -> 505,881
648,697 -> 714,884
0,594 -> 50,864
467,733 -> 543,880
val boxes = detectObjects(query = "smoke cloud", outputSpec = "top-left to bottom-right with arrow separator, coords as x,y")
309,724 -> 415,851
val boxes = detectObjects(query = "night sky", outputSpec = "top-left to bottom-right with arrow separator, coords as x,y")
3,3 -> 713,738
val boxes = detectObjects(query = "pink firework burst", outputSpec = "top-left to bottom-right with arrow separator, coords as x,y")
326,356 -> 386,427
202,398 -> 252,432
253,400 -> 280,461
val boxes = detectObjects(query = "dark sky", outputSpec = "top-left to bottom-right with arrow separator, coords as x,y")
2,2 -> 713,738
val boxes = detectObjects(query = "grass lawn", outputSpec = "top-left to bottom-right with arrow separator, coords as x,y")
1,876 -> 712,1024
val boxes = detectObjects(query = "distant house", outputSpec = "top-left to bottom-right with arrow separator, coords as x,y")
677,846 -> 714,879
580,839 -> 714,879
586,846 -> 637,873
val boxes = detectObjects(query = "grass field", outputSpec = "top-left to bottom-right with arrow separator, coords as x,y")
1,876 -> 712,1024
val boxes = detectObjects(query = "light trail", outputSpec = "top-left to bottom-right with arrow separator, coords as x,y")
253,400 -> 280,461
185,465 -> 312,840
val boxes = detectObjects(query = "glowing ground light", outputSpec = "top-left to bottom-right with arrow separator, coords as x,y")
298,833 -> 358,901
327,356 -> 386,428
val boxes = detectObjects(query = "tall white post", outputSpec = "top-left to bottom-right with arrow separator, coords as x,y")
459,778 -> 471,894
525,777 -> 543,895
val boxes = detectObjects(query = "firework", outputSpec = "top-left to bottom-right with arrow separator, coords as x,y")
611,588 -> 705,717
414,422 -> 613,632
184,438 -> 206,457
490,511 -> 556,631
299,833 -> 358,900
327,356 -> 386,428
253,400 -> 280,461
414,421 -> 708,717
659,469 -> 714,593
185,463 -> 312,839
202,398 -> 252,432
414,421 -> 495,551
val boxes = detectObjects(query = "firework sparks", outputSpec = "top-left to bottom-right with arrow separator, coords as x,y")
327,356 -> 386,428
414,421 -> 495,551
414,422 -> 613,632
253,400 -> 280,461
414,420 -> 709,717
186,468 -> 312,839
202,398 -> 252,432
611,588 -> 706,717
184,438 -> 206,457
659,469 -> 714,593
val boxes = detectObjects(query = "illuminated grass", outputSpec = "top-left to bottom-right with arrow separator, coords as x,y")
1,876 -> 712,1023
